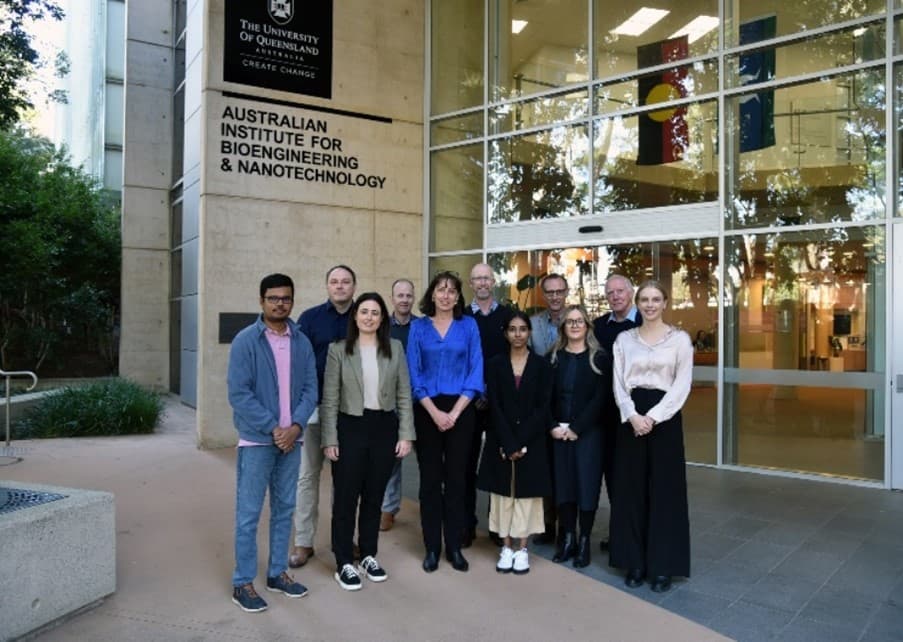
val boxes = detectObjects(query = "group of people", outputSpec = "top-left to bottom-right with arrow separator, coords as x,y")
226,264 -> 693,614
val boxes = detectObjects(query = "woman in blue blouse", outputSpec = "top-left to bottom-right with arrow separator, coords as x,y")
406,271 -> 484,573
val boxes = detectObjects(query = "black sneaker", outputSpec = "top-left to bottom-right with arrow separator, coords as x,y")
232,583 -> 268,613
334,563 -> 362,591
359,555 -> 388,582
266,571 -> 309,598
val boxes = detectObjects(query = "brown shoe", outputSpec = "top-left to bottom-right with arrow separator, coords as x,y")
288,546 -> 314,568
379,512 -> 395,531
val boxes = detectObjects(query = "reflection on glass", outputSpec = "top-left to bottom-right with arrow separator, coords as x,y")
728,384 -> 883,480
487,240 -> 719,463
594,0 -> 719,81
727,70 -> 886,229
725,22 -> 885,89
594,59 -> 718,116
896,63 -> 903,215
490,0 -> 588,101
593,101 -> 717,213
431,144 -> 483,252
488,125 -> 590,222
723,227 -> 885,371
726,1 -> 884,47
432,0 -> 483,115
684,385 -> 717,464
431,111 -> 484,147
490,89 -> 588,135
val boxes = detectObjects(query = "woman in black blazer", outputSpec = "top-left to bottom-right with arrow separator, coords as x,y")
548,304 -> 609,568
477,311 -> 552,575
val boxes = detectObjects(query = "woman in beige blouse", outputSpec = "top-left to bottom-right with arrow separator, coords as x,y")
609,280 -> 692,594
322,292 -> 415,591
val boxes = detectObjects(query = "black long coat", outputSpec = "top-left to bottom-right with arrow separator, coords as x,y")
477,351 -> 553,498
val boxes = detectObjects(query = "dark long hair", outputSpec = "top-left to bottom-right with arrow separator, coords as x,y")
345,292 -> 392,358
506,310 -> 532,352
418,271 -> 465,318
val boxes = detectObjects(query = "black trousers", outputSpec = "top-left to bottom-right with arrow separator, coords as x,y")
609,388 -> 691,579
330,410 -> 398,569
414,395 -> 476,554
465,405 -> 490,530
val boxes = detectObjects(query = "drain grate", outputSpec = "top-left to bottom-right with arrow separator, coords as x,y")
0,488 -> 68,515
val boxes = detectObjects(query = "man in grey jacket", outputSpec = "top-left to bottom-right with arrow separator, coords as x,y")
227,273 -> 318,613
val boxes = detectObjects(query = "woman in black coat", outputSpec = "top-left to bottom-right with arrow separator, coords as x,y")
477,311 -> 553,575
548,304 -> 609,568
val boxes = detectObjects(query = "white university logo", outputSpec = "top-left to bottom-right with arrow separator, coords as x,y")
268,0 -> 293,25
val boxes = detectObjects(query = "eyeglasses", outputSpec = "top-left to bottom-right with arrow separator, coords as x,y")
564,318 -> 586,327
470,275 -> 493,282
265,296 -> 294,304
543,288 -> 567,297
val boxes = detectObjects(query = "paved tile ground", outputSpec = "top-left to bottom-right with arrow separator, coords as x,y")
402,448 -> 903,641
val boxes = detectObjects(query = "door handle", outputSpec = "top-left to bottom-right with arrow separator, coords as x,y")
897,374 -> 903,393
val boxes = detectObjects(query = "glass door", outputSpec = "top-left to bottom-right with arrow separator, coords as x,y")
892,223 -> 903,489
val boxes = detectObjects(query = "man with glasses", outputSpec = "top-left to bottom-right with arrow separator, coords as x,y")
592,274 -> 642,552
463,262 -> 512,546
289,265 -> 357,568
530,273 -> 569,358
528,273 -> 569,545
228,273 -> 317,612
380,278 -> 418,532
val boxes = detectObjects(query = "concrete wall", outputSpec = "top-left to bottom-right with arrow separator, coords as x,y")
195,0 -> 426,447
118,1 -> 173,390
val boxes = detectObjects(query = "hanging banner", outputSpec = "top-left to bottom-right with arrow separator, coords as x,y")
739,15 -> 777,153
223,0 -> 333,99
637,36 -> 689,166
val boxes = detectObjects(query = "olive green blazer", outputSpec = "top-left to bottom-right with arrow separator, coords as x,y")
320,338 -> 415,447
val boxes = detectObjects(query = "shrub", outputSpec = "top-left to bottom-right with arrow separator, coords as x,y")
14,378 -> 163,439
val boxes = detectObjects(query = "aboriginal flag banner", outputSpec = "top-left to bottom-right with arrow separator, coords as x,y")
637,36 -> 689,166
739,15 -> 777,152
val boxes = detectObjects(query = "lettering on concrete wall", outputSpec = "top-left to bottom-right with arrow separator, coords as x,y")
223,0 -> 333,99
218,105 -> 387,190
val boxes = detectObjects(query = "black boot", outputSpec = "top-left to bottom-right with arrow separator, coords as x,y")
573,535 -> 591,568
552,532 -> 576,563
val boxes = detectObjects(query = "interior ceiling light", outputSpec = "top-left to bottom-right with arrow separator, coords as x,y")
611,7 -> 670,37
669,15 -> 719,43
512,20 -> 528,34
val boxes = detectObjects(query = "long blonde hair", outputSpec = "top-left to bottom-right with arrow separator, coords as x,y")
549,304 -> 603,375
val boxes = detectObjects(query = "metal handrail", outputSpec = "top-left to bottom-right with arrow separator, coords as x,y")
1,368 -> 38,447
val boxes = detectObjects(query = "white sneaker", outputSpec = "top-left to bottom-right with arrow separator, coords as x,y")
334,564 -> 362,591
359,555 -> 388,582
512,548 -> 530,575
496,546 -> 514,573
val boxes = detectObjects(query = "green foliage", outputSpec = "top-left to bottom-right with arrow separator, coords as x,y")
14,379 -> 163,439
0,0 -> 64,128
0,127 -> 120,372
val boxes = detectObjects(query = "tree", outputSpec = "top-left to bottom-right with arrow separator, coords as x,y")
0,0 -> 63,129
0,127 -> 120,372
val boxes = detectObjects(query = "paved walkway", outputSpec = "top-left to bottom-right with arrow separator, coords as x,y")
2,397 -> 725,642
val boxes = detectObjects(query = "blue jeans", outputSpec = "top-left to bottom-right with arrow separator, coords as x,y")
233,444 -> 301,587
380,459 -> 403,514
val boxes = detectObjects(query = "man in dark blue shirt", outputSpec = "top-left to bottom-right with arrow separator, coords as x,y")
592,274 -> 641,552
463,262 -> 512,547
380,278 -> 418,532
289,265 -> 356,568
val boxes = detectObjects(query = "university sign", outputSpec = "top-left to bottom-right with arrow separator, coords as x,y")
223,0 -> 333,99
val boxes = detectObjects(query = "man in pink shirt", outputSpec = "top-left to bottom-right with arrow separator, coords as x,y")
227,273 -> 318,613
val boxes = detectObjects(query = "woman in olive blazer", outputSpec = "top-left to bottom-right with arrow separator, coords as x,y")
321,292 -> 414,590
477,311 -> 553,574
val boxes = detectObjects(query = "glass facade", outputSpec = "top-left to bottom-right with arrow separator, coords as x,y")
429,0 -> 899,484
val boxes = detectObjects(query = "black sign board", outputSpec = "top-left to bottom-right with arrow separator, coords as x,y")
219,313 -> 261,344
224,0 -> 333,99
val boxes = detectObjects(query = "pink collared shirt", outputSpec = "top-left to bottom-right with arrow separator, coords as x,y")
238,325 -> 296,447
